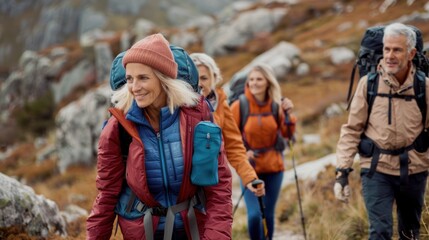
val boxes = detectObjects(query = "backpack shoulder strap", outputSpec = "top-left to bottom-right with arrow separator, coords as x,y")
414,70 -> 427,125
109,107 -> 141,144
118,123 -> 132,164
347,61 -> 359,106
272,101 -> 280,127
239,94 -> 249,132
365,72 -> 379,129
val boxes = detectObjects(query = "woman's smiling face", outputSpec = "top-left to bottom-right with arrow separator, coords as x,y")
247,69 -> 269,98
126,63 -> 166,109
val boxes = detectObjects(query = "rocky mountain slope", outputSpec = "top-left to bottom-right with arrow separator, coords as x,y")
0,0 -> 237,71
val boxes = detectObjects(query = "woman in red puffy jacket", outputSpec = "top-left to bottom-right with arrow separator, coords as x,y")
87,34 -> 232,240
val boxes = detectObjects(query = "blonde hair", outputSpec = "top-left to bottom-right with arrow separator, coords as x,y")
111,84 -> 133,113
190,53 -> 222,89
155,70 -> 200,113
248,64 -> 282,104
113,69 -> 200,114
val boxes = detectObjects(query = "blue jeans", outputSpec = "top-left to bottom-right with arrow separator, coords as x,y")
361,169 -> 427,240
242,171 -> 284,240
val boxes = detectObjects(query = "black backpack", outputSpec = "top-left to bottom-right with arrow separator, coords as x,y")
349,26 -> 429,180
347,25 -> 429,127
227,70 -> 249,105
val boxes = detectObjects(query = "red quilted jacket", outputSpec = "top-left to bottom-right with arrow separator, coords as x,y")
86,99 -> 233,239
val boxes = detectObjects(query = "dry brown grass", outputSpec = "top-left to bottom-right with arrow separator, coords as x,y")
276,164 -> 429,240
0,143 -> 36,173
277,163 -> 366,240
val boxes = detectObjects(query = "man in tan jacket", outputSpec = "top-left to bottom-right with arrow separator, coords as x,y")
334,23 -> 429,239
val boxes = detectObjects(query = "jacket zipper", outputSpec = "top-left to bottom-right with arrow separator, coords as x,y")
167,140 -> 177,181
158,127 -> 172,207
182,115 -> 193,197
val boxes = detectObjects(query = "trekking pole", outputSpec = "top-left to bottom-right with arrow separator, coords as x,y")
285,111 -> 307,240
233,158 -> 258,216
288,140 -> 307,240
233,188 -> 247,216
252,179 -> 269,240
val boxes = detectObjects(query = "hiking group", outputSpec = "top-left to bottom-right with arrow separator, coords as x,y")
86,22 -> 429,240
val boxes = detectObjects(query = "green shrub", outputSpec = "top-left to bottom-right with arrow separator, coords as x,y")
14,90 -> 55,137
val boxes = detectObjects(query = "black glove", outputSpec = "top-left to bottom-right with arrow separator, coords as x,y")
334,168 -> 353,203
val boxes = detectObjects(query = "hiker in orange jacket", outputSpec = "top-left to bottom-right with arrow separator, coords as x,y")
230,63 -> 297,240
190,53 -> 265,197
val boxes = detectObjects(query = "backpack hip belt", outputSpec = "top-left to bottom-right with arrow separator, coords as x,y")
139,196 -> 202,240
129,188 -> 206,240
359,135 -> 423,187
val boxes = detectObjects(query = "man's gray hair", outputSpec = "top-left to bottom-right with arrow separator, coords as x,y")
383,23 -> 416,52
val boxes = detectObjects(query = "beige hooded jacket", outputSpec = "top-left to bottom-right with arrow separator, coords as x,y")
336,60 -> 429,176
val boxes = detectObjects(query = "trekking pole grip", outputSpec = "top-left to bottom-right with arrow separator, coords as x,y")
251,179 -> 264,189
284,110 -> 295,142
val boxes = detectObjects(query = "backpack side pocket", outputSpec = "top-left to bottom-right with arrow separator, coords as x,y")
358,135 -> 375,158
414,129 -> 429,153
274,131 -> 287,152
191,121 -> 222,186
114,183 -> 145,219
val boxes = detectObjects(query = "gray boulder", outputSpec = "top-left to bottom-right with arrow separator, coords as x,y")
0,172 -> 66,237
216,1 -> 256,24
51,59 -> 95,104
108,0 -> 148,15
238,41 -> 301,78
25,2 -> 81,51
223,41 -> 302,100
183,15 -> 216,34
166,6 -> 197,27
61,204 -> 88,224
79,8 -> 108,36
204,7 -> 287,56
80,29 -> 116,48
170,31 -> 199,49
328,47 -> 355,65
94,42 -> 113,83
0,50 -> 52,119
133,19 -> 156,42
56,84 -> 111,172
188,0 -> 236,14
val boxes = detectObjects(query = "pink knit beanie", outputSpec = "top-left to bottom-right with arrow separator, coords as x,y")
122,33 -> 178,79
